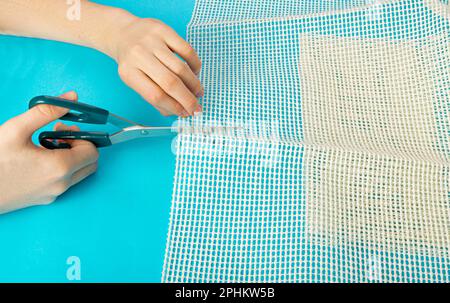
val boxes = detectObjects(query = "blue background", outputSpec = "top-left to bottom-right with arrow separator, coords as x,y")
0,0 -> 194,282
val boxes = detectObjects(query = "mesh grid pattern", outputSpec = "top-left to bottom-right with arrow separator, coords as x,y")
163,0 -> 450,282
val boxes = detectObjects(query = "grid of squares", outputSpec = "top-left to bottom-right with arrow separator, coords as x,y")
163,0 -> 450,282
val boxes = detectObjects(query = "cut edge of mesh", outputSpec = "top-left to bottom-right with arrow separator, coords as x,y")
188,0 -> 400,29
187,0 -> 449,29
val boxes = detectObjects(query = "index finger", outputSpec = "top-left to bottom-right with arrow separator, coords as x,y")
163,27 -> 202,75
53,123 -> 99,172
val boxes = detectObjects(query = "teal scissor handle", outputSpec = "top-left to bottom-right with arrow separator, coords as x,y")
39,131 -> 112,150
29,95 -> 110,124
29,95 -> 112,149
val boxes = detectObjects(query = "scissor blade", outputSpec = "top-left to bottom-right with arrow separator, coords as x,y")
107,113 -> 142,129
109,125 -> 243,145
109,126 -> 174,145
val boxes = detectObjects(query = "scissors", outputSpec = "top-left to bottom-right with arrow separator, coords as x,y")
28,95 -> 198,149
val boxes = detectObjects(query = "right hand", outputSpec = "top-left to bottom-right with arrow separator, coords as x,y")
0,91 -> 99,214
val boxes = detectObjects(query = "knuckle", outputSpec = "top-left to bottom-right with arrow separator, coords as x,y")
174,62 -> 189,75
193,82 -> 203,95
163,74 -> 180,89
91,162 -> 99,173
52,158 -> 71,178
185,46 -> 197,59
129,44 -> 144,57
148,89 -> 165,105
36,104 -> 59,118
51,182 -> 69,196
185,98 -> 199,111
93,150 -> 100,162
146,19 -> 165,31
145,18 -> 159,26
40,196 -> 57,206
194,61 -> 202,75
172,104 -> 185,116
151,99 -> 162,107
117,64 -> 130,79
160,110 -> 171,117
89,148 -> 100,162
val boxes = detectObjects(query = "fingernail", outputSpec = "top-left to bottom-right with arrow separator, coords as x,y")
194,104 -> 202,114
65,91 -> 77,99
196,88 -> 204,98
181,110 -> 189,117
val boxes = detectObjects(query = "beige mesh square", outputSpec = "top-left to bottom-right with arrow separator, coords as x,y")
300,34 -> 448,163
303,146 -> 450,251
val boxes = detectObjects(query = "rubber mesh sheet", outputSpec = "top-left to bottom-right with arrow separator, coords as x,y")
163,0 -> 450,282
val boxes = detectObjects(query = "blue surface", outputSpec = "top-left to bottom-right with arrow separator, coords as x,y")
0,0 -> 194,282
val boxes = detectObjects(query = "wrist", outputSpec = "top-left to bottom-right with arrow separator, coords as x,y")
81,2 -> 137,59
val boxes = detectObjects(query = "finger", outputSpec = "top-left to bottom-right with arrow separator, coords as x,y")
6,91 -> 78,138
156,107 -> 172,117
54,122 -> 94,149
119,67 -> 188,117
138,55 -> 201,115
54,122 -> 80,132
53,123 -> 99,172
154,46 -> 204,98
56,143 -> 99,173
70,162 -> 98,186
54,122 -> 80,146
162,27 -> 202,75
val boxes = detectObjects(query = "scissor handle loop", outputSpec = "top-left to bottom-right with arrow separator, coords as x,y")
39,131 -> 112,149
29,95 -> 109,125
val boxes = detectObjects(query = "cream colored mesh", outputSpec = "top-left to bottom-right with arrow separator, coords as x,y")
163,0 -> 450,282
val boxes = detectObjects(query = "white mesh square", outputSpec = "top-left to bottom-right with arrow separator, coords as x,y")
163,0 -> 450,282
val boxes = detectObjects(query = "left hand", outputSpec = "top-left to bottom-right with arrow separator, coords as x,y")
106,16 -> 204,117
0,1 -> 204,117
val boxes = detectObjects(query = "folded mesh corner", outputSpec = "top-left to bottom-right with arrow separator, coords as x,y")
163,0 -> 450,283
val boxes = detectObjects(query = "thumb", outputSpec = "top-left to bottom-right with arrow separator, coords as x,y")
9,91 -> 78,137
53,122 -> 99,172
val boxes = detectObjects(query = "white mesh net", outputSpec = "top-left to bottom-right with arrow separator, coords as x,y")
163,0 -> 450,282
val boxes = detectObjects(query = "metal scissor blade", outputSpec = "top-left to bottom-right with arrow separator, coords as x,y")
109,126 -> 174,145
109,125 -> 245,145
107,113 -> 142,129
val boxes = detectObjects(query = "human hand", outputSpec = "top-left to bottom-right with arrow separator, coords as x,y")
0,91 -> 99,214
0,1 -> 203,117
106,16 -> 203,117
